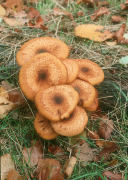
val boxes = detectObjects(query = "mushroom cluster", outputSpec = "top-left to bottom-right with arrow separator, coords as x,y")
17,37 -> 104,140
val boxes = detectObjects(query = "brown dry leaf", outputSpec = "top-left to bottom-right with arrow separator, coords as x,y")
87,130 -> 100,140
64,156 -> 77,178
97,1 -> 109,7
27,7 -> 40,19
75,24 -> 113,42
0,5 -> 6,17
111,15 -> 125,23
0,87 -> 15,119
48,145 -> 66,160
3,17 -> 28,26
114,23 -> 128,44
98,116 -> 114,139
91,7 -> 110,21
121,0 -> 128,10
22,141 -> 43,167
74,141 -> 97,165
95,142 -> 118,161
4,0 -> 24,12
77,0 -> 98,7
37,158 -> 64,180
105,41 -> 117,46
7,169 -> 24,180
103,171 -> 123,180
53,7 -> 74,20
77,11 -> 84,17
1,154 -> 15,180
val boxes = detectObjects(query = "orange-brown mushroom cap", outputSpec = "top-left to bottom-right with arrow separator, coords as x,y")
63,59 -> 79,83
71,79 -> 96,108
86,90 -> 99,111
34,113 -> 58,140
19,53 -> 67,100
35,85 -> 79,121
51,106 -> 88,137
73,59 -> 104,85
16,37 -> 69,66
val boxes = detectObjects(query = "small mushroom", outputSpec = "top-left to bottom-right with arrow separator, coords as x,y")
51,106 -> 88,137
71,79 -> 96,108
19,53 -> 67,100
35,85 -> 79,121
86,90 -> 99,111
63,59 -> 79,83
73,59 -> 104,85
34,113 -> 58,140
16,37 -> 69,66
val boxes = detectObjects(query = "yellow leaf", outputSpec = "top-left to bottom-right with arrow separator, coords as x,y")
74,24 -> 113,42
0,5 -> 6,17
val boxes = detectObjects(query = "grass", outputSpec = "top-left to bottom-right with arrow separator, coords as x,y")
0,0 -> 128,179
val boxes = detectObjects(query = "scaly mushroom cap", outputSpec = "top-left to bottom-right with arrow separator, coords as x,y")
19,53 -> 67,100
35,85 -> 79,121
71,79 -> 96,108
73,59 -> 104,85
34,113 -> 58,140
16,37 -> 69,66
63,59 -> 79,83
51,106 -> 88,137
86,90 -> 99,111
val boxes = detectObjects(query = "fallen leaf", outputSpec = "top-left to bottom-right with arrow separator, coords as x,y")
1,154 -> 15,180
53,7 -> 74,20
87,130 -> 100,140
74,141 -> 97,165
77,0 -> 98,7
37,158 -> 64,180
0,87 -> 15,119
121,0 -> 128,10
95,142 -> 118,161
98,116 -> 114,139
77,11 -> 84,17
1,81 -> 25,106
105,41 -> 117,46
75,24 -> 113,42
7,170 -> 24,180
0,5 -> 6,17
119,56 -> 128,65
103,171 -> 123,180
48,145 -> 67,160
114,23 -> 128,44
64,156 -> 77,178
97,1 -> 109,7
4,0 -> 24,12
111,15 -> 125,23
27,7 -> 40,19
3,17 -> 28,26
91,7 -> 110,21
22,140 -> 43,167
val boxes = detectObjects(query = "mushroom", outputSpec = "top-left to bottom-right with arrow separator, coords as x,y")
16,37 -> 69,66
63,59 -> 79,83
19,53 -> 67,100
51,106 -> 88,137
73,59 -> 104,85
35,85 -> 79,121
86,89 -> 99,111
71,79 -> 96,108
34,113 -> 58,140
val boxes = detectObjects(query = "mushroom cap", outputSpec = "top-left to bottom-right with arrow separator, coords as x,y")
73,59 -> 104,85
71,79 -> 96,108
34,113 -> 58,140
86,90 -> 98,111
16,37 -> 69,66
63,59 -> 79,83
35,85 -> 79,121
19,53 -> 67,100
51,106 -> 88,137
